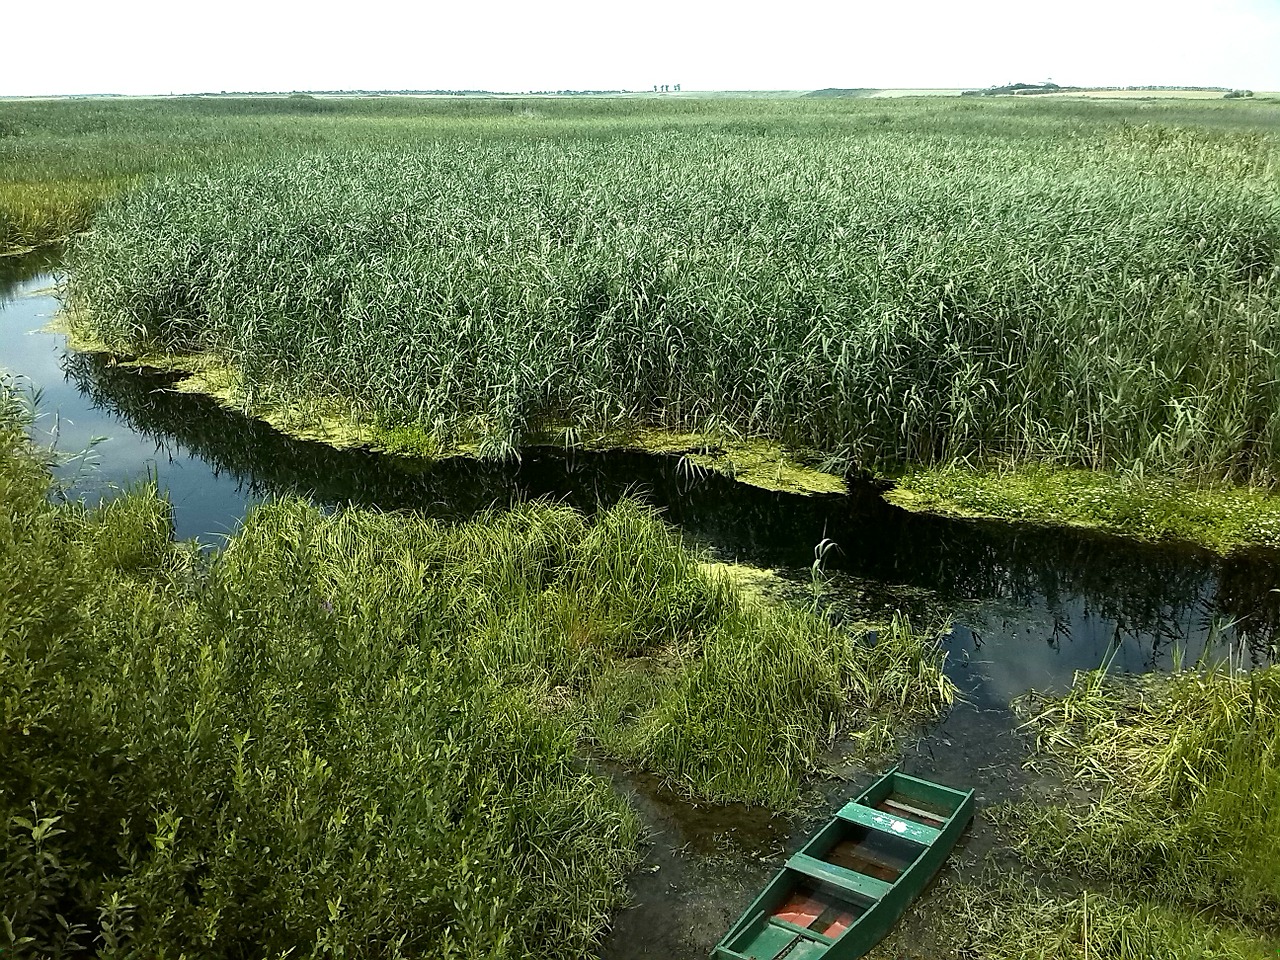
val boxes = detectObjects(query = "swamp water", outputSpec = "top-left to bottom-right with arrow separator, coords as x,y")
4,252 -> 1278,958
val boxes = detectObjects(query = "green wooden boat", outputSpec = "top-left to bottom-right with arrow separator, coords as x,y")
712,767 -> 974,960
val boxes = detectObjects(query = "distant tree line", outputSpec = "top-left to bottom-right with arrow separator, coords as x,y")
963,82 -> 1252,98
523,89 -> 631,96
962,81 -> 1063,96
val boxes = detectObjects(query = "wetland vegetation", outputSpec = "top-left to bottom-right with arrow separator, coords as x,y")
5,94 -> 1280,957
6,96 -> 1280,517
0,377 -> 952,957
8,94 -> 1277,251
934,665 -> 1280,959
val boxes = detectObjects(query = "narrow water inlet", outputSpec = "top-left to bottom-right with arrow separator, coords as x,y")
4,255 -> 1275,702
1,254 -> 266,541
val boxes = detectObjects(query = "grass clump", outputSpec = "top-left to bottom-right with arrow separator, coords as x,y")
943,886 -> 1277,960
1013,666 -> 1280,928
917,666 -> 1280,959
0,179 -> 112,252
888,464 -> 1280,552
589,610 -> 951,806
0,379 -> 953,956
1,452 -> 640,956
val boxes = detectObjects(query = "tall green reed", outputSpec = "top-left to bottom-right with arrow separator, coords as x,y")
67,120 -> 1280,482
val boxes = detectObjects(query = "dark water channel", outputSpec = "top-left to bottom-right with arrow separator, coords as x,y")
4,252 -> 1278,957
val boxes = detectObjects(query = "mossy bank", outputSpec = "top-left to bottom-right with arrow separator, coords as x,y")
889,464 -> 1280,554
58,316 -> 847,495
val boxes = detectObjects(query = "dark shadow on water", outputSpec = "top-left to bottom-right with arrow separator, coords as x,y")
0,246 -> 61,297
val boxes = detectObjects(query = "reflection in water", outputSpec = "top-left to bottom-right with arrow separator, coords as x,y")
2,255 -> 1277,708
0,247 -> 60,298
2,262 -> 267,542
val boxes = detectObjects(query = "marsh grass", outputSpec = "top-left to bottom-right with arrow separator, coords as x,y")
931,665 -> 1280,959
586,610 -> 951,806
67,114 -> 1280,482
1012,666 -> 1280,929
0,379 -> 952,957
942,885 -> 1277,960
915,665 -> 1280,959
2,478 -> 641,957
6,94 -> 1277,253
0,180 -> 110,250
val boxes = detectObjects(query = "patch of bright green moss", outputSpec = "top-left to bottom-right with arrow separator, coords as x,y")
698,561 -> 783,604
582,426 -> 847,496
888,464 -> 1280,554
374,422 -> 443,458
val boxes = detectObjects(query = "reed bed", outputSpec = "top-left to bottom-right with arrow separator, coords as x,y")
8,94 -> 1276,253
0,380 -> 951,957
67,119 -> 1280,480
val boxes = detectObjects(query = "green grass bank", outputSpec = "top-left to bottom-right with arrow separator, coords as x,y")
0,379 -> 951,958
935,665 -> 1280,959
888,465 -> 1280,554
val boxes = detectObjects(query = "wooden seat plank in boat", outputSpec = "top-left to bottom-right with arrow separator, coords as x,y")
834,802 -> 941,846
823,839 -> 907,883
741,922 -> 830,960
770,916 -> 837,944
747,922 -> 804,959
782,941 -> 829,960
785,853 -> 892,902
876,798 -> 945,828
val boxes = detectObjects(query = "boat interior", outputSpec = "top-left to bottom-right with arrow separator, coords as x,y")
819,823 -> 924,884
717,772 -> 970,960
772,882 -> 869,940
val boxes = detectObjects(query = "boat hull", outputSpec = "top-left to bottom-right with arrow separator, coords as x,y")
712,767 -> 974,960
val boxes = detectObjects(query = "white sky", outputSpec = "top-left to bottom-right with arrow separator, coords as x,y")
3,0 -> 1278,96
